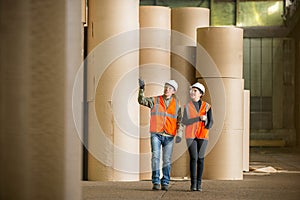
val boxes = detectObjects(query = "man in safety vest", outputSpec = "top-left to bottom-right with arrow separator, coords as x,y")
138,79 -> 183,191
183,82 -> 213,192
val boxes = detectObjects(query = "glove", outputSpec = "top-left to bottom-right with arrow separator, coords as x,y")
139,78 -> 145,90
175,136 -> 182,143
199,115 -> 207,121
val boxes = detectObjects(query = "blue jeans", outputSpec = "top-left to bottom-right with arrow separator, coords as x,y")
151,133 -> 174,185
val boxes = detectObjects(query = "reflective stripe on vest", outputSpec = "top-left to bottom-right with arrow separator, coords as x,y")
185,101 -> 210,139
150,96 -> 179,136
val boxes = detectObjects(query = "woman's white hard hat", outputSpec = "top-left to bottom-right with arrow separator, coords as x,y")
191,82 -> 205,95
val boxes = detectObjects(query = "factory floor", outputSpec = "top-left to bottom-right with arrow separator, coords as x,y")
82,147 -> 300,200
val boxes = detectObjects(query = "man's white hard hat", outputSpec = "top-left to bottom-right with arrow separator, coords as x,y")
165,80 -> 178,91
191,82 -> 205,95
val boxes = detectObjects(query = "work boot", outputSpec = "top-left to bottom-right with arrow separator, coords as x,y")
161,184 -> 169,191
152,184 -> 160,190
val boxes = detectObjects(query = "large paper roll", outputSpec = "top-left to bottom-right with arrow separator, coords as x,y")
0,1 -> 82,199
171,7 -> 210,86
197,78 -> 244,180
198,78 -> 244,131
172,7 -> 210,43
140,6 -> 171,28
139,6 -> 171,180
195,27 -> 244,180
196,27 -> 243,78
87,0 -> 140,181
203,129 -> 244,180
243,90 -> 250,172
171,7 -> 210,178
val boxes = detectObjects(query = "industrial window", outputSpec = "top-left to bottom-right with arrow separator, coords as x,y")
237,0 -> 284,26
243,38 -> 295,130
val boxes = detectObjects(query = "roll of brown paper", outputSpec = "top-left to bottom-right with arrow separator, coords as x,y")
243,90 -> 250,172
87,0 -> 140,181
0,1 -> 82,199
197,78 -> 244,180
196,27 -> 243,78
203,129 -> 244,180
171,7 -> 210,178
172,7 -> 210,42
198,78 -> 244,131
139,5 -> 171,180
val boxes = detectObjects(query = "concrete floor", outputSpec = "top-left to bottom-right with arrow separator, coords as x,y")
82,147 -> 300,200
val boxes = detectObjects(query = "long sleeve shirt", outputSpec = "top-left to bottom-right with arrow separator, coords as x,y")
138,89 -> 184,138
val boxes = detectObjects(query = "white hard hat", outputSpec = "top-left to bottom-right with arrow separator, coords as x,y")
191,82 -> 205,95
165,80 -> 178,91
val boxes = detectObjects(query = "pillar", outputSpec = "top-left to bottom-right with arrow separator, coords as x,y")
170,7 -> 210,178
196,27 -> 244,180
243,90 -> 250,172
297,40 -> 300,146
139,6 -> 171,180
87,0 -> 140,181
0,0 -> 82,199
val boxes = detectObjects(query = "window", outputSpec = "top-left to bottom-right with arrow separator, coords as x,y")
244,38 -> 295,130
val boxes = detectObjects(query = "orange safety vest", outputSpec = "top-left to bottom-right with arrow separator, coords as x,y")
150,96 -> 180,136
185,101 -> 210,139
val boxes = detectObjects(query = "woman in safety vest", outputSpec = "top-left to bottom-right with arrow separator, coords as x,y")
138,79 -> 183,191
183,82 -> 213,191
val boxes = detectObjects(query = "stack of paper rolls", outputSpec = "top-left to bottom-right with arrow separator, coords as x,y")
196,27 -> 245,180
139,6 -> 171,180
87,0 -> 140,181
170,7 -> 210,178
0,1 -> 82,199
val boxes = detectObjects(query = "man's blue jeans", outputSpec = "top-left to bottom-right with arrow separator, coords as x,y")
151,133 -> 174,186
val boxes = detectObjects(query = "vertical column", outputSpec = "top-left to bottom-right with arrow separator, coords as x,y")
171,7 -> 210,84
170,7 -> 210,178
196,27 -> 244,180
0,2 -> 30,198
65,1 -> 83,199
139,6 -> 171,180
297,41 -> 300,146
243,90 -> 250,172
0,0 -> 82,199
87,0 -> 139,181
